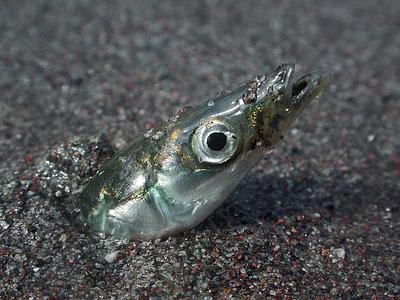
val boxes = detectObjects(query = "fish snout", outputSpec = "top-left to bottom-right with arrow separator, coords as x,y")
258,65 -> 333,147
290,69 -> 333,111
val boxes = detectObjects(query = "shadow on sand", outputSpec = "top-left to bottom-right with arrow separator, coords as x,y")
197,170 -> 385,231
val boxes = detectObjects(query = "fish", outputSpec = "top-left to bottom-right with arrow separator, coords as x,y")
75,64 -> 332,240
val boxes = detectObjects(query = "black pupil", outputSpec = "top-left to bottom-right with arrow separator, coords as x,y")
207,132 -> 227,151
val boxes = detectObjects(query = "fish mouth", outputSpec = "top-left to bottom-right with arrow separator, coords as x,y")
262,63 -> 333,109
258,64 -> 333,146
290,67 -> 333,113
261,63 -> 333,123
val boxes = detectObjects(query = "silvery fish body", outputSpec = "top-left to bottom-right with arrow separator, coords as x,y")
76,64 -> 332,240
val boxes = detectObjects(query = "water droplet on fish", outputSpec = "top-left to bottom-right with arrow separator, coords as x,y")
256,75 -> 265,82
207,100 -> 215,107
144,128 -> 154,138
153,131 -> 164,140
291,128 -> 298,135
170,114 -> 179,122
274,83 -> 285,93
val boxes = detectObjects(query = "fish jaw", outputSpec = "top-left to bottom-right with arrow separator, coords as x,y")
255,64 -> 333,148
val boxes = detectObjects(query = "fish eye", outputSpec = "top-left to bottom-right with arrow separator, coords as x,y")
192,120 -> 241,165
206,132 -> 227,151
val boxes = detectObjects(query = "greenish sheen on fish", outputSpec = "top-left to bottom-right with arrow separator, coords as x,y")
76,64 -> 332,240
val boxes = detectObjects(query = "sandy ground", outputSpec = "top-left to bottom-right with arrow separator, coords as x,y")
1,0 -> 399,298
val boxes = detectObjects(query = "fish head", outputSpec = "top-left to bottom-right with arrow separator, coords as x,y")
182,64 -> 332,168
159,64 -> 332,228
